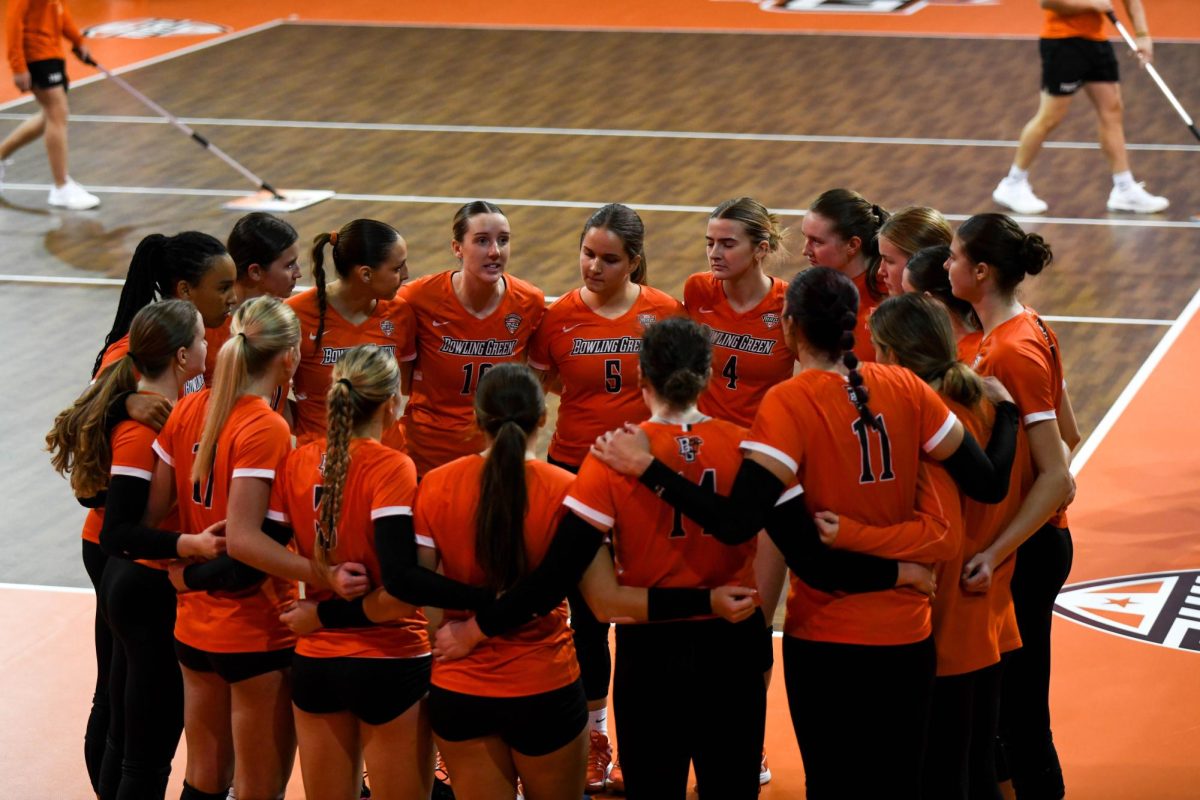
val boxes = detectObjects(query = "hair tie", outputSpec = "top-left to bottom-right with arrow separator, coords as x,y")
329,230 -> 339,246
337,378 -> 353,389
236,331 -> 247,340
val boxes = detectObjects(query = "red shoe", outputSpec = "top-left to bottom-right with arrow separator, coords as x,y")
585,730 -> 613,794
606,753 -> 625,793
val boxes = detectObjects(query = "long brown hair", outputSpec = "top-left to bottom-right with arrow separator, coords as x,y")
473,363 -> 544,593
309,219 -> 401,354
317,345 -> 399,566
48,299 -> 199,497
869,294 -> 984,408
192,296 -> 299,484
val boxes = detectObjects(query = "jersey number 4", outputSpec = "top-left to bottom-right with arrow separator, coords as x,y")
670,468 -> 716,538
852,414 -> 895,484
721,355 -> 739,390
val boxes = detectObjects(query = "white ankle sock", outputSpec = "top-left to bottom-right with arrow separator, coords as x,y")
589,707 -> 608,736
1113,170 -> 1136,191
1007,165 -> 1029,183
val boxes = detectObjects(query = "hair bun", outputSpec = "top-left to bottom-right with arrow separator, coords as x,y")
1020,233 -> 1052,276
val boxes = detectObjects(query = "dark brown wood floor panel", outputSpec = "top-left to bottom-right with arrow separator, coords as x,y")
59,25 -> 1200,148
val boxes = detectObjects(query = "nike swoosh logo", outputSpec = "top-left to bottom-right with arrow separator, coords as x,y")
697,307 -> 715,314
432,320 -> 451,327
562,323 -> 584,333
308,332 -> 317,340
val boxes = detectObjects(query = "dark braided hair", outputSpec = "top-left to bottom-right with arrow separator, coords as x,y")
309,219 -> 401,355
785,267 -> 878,431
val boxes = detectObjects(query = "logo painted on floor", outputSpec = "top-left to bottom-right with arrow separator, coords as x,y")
83,19 -> 230,39
1054,570 -> 1200,653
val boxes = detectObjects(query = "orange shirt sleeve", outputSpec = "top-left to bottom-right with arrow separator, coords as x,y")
231,412 -> 291,480
6,0 -> 30,74
61,3 -> 82,48
743,382 -> 804,474
995,345 -> 1059,428
266,451 -> 292,526
111,422 -> 159,481
562,455 -> 623,531
913,375 -> 957,453
833,462 -> 954,561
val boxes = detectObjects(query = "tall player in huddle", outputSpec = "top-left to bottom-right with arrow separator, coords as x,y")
947,214 -> 1077,799
148,297 -> 306,800
398,201 -> 545,476
526,203 -> 681,791
268,345 -> 434,800
287,219 -> 416,443
593,268 -> 1018,799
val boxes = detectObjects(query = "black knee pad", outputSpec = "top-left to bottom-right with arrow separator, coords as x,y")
180,781 -> 230,800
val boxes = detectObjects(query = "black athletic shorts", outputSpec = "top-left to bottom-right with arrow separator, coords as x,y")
292,653 -> 431,725
27,59 -> 69,92
429,678 -> 588,757
1040,37 -> 1119,95
174,639 -> 293,683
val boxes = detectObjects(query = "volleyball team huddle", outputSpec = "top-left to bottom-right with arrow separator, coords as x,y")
48,190 -> 1077,800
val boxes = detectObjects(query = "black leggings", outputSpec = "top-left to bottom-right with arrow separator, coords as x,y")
784,635 -> 936,800
548,455 -> 612,703
998,523 -> 1072,800
923,662 -> 1004,800
613,612 -> 769,800
82,539 -> 113,793
98,559 -> 183,800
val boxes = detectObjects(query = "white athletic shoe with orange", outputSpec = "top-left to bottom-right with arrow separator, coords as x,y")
586,730 -> 613,794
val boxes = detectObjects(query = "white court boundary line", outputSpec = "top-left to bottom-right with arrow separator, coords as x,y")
1070,286 -> 1200,476
2,112 -> 1193,154
0,18 -> 285,112
2,182 -> 1197,230
0,581 -> 93,594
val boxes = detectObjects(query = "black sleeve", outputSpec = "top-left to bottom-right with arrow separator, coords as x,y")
474,512 -> 606,638
375,515 -> 494,610
105,390 -> 133,430
316,596 -> 371,629
941,401 -> 1019,504
765,488 -> 899,594
99,474 -> 181,560
181,518 -> 293,593
78,490 -> 107,509
638,458 -> 786,545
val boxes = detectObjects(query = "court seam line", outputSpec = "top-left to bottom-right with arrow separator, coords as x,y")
0,18 -> 286,112
280,18 -> 1200,43
0,274 -> 1182,328
2,183 -> 1195,230
3,112 -> 1193,154
1070,285 -> 1200,476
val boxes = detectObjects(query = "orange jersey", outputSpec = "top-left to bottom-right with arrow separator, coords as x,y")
269,438 -> 429,659
957,330 -> 983,365
746,363 -> 956,645
286,287 -> 416,442
972,307 -> 1068,528
202,317 -> 288,413
414,456 -> 578,697
565,418 -> 757,595
399,272 -> 545,475
852,270 -> 883,363
154,390 -> 297,653
6,0 -> 82,75
528,286 -> 683,465
684,272 -> 793,427
96,333 -> 131,378
1042,9 -> 1105,40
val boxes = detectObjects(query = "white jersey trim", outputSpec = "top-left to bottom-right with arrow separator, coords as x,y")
414,534 -> 436,549
923,411 -> 958,453
740,440 -> 799,474
232,468 -> 275,480
371,505 -> 413,519
563,496 -> 615,529
265,509 -> 288,523
151,440 -> 173,467
110,465 -> 152,481
774,483 -> 806,506
1023,410 -> 1058,426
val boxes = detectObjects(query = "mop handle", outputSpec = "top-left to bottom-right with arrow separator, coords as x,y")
80,53 -> 286,198
1105,11 -> 1200,141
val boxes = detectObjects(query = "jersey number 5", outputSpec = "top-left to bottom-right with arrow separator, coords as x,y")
604,359 -> 622,393
851,415 -> 895,484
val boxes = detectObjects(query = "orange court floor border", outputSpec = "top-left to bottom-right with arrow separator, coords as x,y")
1,1 -> 1198,798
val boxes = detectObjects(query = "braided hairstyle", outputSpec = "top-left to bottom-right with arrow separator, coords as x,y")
956,213 -> 1053,296
316,345 -> 400,565
92,231 -> 227,377
309,219 -> 402,355
870,294 -> 985,409
473,362 -> 544,593
809,188 -> 890,300
50,299 -> 200,497
639,317 -> 712,411
580,203 -> 648,284
785,267 -> 878,430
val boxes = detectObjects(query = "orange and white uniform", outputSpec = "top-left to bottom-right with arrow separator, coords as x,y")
971,307 -> 1068,528
286,287 -> 416,443
683,272 -> 793,427
268,438 -> 429,659
153,389 -> 296,653
852,271 -> 884,363
745,363 -> 956,645
5,0 -> 82,75
957,330 -> 984,365
528,286 -> 683,466
399,272 -> 545,476
1042,8 -> 1105,40
415,456 -> 578,697
564,418 -> 757,598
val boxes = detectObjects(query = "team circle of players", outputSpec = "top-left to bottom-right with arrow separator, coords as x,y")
47,190 -> 1078,800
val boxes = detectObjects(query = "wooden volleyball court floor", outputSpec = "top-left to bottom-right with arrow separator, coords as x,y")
0,1 -> 1197,797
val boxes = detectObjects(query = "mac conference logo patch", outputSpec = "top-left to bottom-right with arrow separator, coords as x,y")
1054,570 -> 1200,653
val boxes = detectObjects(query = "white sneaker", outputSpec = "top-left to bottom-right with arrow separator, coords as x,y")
1107,182 -> 1169,214
992,177 -> 1048,215
0,158 -> 12,192
48,177 -> 100,210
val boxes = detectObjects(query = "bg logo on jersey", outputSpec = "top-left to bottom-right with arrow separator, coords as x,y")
675,435 -> 703,463
1053,570 -> 1200,653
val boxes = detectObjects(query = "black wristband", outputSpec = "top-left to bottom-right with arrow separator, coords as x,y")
316,596 -> 371,629
647,586 -> 712,621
